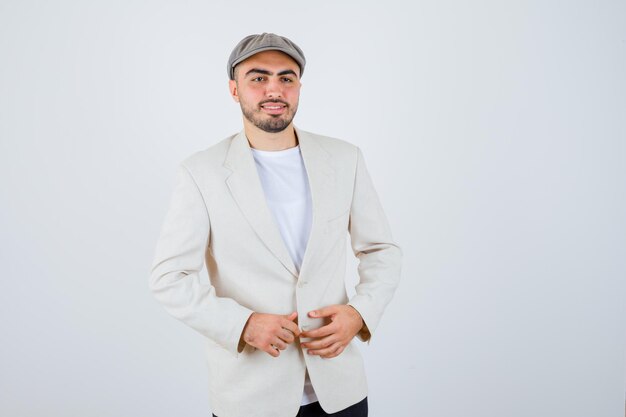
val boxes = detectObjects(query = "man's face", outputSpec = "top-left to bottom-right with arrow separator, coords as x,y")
229,50 -> 301,133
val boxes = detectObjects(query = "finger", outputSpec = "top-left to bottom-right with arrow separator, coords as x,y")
273,338 -> 288,351
321,344 -> 345,359
308,342 -> 343,357
308,305 -> 338,319
281,319 -> 301,338
302,335 -> 336,350
300,322 -> 336,339
265,346 -> 280,357
285,311 -> 298,322
278,328 -> 295,344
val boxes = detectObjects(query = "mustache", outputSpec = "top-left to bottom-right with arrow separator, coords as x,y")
259,99 -> 288,106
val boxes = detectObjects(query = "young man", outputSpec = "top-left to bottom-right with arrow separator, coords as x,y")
150,33 -> 402,417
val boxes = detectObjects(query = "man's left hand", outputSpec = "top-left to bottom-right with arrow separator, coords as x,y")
299,305 -> 364,359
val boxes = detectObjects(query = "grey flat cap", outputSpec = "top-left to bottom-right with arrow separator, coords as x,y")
227,32 -> 306,80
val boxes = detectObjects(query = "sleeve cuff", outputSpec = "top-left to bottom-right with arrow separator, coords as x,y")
347,303 -> 372,344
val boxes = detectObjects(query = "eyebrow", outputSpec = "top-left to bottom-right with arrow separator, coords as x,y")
244,68 -> 298,78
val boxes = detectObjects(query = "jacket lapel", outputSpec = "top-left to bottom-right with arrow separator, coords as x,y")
295,126 -> 336,278
223,125 -> 335,280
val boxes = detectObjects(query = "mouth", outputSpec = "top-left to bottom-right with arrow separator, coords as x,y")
260,103 -> 287,115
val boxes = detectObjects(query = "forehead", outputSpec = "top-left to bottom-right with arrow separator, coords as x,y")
236,50 -> 299,74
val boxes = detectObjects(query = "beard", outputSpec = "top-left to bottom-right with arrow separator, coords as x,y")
240,100 -> 298,133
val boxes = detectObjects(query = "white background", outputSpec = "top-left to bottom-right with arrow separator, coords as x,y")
1,1 -> 625,416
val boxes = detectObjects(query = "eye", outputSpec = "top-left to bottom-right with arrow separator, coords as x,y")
282,77 -> 293,83
252,76 -> 265,82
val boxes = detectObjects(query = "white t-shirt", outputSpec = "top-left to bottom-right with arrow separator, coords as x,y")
250,144 -> 319,406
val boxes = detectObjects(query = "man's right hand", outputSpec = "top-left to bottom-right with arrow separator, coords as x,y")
240,311 -> 300,357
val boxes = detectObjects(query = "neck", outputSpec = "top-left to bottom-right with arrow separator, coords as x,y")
242,118 -> 298,151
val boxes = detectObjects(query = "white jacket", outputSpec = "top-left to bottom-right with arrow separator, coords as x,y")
150,126 -> 402,417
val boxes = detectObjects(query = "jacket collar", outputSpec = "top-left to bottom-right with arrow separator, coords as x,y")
223,125 -> 336,279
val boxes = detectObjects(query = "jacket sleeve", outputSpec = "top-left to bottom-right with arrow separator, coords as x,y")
346,147 -> 403,344
149,163 -> 254,356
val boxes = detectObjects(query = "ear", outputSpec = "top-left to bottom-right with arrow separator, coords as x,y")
228,79 -> 239,103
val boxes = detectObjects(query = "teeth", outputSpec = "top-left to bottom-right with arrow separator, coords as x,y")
263,105 -> 284,109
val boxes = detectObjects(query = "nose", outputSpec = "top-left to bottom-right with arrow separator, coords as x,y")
265,77 -> 283,98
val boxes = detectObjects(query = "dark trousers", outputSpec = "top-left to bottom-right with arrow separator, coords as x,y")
212,396 -> 368,417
